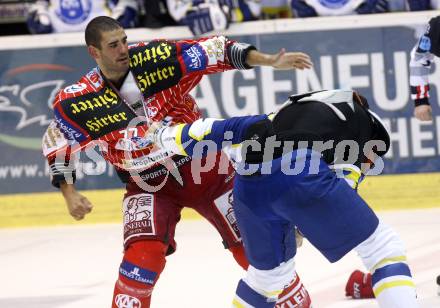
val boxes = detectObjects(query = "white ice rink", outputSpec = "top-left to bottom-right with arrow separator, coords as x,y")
1,208 -> 440,308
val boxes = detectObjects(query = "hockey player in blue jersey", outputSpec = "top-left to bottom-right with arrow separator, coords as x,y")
147,89 -> 418,308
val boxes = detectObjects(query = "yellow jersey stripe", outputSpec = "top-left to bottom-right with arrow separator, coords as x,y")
175,124 -> 188,156
188,126 -> 211,141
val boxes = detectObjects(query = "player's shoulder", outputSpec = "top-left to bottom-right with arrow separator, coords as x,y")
57,67 -> 104,103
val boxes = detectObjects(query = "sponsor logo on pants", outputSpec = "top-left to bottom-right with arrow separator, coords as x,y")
123,193 -> 156,243
214,190 -> 241,241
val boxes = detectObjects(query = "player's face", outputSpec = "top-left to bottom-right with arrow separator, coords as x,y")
96,28 -> 129,74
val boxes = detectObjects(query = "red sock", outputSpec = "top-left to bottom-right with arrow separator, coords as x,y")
112,240 -> 167,308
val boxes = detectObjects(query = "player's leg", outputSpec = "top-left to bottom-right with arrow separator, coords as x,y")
287,160 -> 417,308
186,152 -> 311,307
231,182 -> 297,308
112,240 -> 167,308
354,221 -> 417,308
273,227 -> 311,308
193,174 -> 312,308
112,182 -> 182,308
226,238 -> 311,308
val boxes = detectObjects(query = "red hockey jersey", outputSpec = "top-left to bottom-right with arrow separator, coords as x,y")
42,36 -> 256,186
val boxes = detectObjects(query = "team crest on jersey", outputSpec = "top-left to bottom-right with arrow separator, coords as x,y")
56,0 -> 92,25
115,294 -> 142,308
318,0 -> 349,8
86,69 -> 104,90
146,106 -> 158,118
64,83 -> 87,94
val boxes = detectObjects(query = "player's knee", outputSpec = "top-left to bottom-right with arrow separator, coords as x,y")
113,240 -> 168,307
121,240 -> 167,286
124,240 -> 168,272
354,221 -> 406,271
244,257 -> 296,300
229,244 -> 249,270
354,222 -> 415,300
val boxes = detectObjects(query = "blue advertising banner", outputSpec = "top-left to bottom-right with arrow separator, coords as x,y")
194,26 -> 440,175
0,46 -> 122,193
0,23 -> 439,193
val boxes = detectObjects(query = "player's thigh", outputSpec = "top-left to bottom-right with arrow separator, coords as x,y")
289,170 -> 379,263
191,181 -> 243,249
122,182 -> 182,254
233,186 -> 296,270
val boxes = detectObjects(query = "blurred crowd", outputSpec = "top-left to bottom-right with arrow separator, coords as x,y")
0,0 -> 439,36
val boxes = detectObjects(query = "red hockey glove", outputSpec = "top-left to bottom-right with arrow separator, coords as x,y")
345,270 -> 375,299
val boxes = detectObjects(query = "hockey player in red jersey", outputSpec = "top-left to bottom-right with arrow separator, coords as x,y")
42,16 -> 314,307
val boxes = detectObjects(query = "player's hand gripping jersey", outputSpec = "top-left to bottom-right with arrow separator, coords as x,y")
42,36 -> 256,187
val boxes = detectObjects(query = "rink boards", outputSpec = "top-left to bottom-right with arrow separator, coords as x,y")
1,171 -> 439,228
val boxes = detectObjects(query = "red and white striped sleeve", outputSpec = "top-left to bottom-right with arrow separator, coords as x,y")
409,17 -> 440,107
42,121 -> 77,188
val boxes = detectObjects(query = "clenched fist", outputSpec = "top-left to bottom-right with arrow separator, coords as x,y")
60,182 -> 93,220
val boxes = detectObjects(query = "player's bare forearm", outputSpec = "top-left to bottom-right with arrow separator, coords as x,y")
246,50 -> 277,66
246,49 -> 313,70
60,181 -> 76,197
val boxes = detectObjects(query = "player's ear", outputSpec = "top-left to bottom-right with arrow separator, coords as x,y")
88,45 -> 99,60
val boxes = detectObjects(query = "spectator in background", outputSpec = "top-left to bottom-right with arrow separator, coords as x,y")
27,0 -> 138,34
291,0 -> 389,17
388,0 -> 407,11
407,0 -> 440,10
166,0 -> 261,36
260,0 -> 293,19
137,0 -> 177,28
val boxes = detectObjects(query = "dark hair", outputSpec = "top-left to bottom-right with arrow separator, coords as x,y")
85,16 -> 122,48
